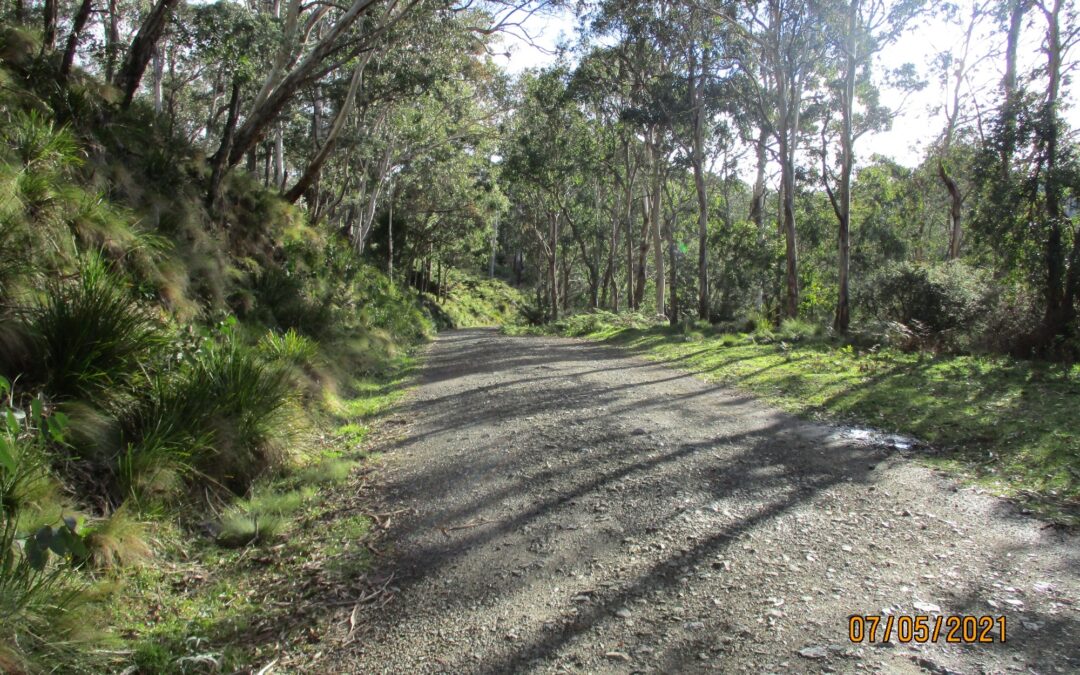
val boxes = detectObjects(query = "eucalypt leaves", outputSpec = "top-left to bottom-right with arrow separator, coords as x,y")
23,517 -> 88,571
1,374 -> 86,572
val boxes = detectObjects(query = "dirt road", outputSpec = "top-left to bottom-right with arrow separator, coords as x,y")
335,329 -> 1079,674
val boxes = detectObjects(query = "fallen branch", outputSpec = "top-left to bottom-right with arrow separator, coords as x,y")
440,517 -> 494,536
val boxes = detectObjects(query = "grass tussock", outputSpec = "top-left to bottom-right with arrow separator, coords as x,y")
0,45 -> 435,671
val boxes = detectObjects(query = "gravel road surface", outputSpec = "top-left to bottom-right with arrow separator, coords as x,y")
333,328 -> 1079,674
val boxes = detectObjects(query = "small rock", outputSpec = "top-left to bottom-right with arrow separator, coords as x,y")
799,646 -> 829,659
631,428 -> 648,435
615,608 -> 632,619
913,601 -> 941,613
605,651 -> 631,662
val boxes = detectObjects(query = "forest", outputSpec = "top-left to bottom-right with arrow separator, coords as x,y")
0,0 -> 1077,671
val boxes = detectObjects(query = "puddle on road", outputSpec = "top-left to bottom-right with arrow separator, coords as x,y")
830,427 -> 919,451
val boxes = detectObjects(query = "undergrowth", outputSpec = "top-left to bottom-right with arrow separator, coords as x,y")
0,32 -> 435,672
424,269 -> 525,329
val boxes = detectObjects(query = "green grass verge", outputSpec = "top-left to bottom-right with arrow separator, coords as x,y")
424,270 -> 525,329
108,351 -> 419,672
512,313 -> 1080,525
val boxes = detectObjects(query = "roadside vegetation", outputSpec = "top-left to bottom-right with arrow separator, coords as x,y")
424,269 -> 526,329
0,13 -> 518,672
510,312 -> 1080,525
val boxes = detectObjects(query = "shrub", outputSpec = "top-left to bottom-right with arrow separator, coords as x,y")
858,261 -> 991,347
215,486 -> 313,547
251,267 -> 336,340
257,328 -> 318,366
169,338 -> 292,495
82,504 -> 151,569
1,379 -> 103,673
26,254 -> 166,401
776,319 -> 824,342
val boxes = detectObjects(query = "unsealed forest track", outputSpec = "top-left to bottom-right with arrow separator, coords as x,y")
325,328 -> 1078,674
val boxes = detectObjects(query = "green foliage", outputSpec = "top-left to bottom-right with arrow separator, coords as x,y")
216,486 -> 314,547
124,334 -> 294,498
258,328 -> 318,366
428,271 -> 525,329
22,254 -> 166,401
858,261 -> 992,348
82,505 -> 152,570
0,379 -> 104,674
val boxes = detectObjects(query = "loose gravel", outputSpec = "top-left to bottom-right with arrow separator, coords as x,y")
327,328 -> 1079,674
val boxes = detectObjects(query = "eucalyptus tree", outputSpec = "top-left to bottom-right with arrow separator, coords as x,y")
818,0 -> 921,332
931,0 -> 993,260
725,0 -> 826,319
569,45 -> 648,311
589,0 -> 688,317
971,0 -> 1080,347
504,68 -> 582,319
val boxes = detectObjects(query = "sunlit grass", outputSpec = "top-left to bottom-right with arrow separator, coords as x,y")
540,319 -> 1080,523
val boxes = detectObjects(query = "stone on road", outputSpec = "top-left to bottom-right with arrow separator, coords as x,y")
335,329 -> 1079,674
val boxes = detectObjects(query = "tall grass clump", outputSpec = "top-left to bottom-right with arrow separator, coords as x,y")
24,255 -> 165,401
1,379 -> 103,673
122,334 -> 296,499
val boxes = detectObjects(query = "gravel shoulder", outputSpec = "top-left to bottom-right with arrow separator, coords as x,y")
328,328 -> 1079,674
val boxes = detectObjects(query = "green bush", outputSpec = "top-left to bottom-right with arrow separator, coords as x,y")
858,261 -> 991,345
258,328 -> 318,366
23,255 -> 166,401
1,379 -> 103,673
216,486 -> 314,547
122,335 -> 294,499
251,267 -> 336,340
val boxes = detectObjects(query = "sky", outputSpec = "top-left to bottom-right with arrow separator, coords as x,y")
488,3 -> 1078,171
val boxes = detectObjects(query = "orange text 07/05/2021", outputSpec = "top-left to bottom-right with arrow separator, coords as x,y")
848,614 -> 1006,644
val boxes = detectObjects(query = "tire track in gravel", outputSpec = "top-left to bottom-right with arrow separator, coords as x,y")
329,328 -> 1079,674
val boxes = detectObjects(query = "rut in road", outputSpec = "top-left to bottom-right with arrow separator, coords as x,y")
328,329 -> 1079,674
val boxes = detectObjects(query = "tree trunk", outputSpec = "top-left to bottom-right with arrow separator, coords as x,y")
151,46 -> 165,113
273,125 -> 285,189
939,161 -> 963,259
114,0 -> 181,107
388,194 -> 394,278
207,81 -> 242,211
623,148 -> 636,310
832,0 -> 857,334
105,0 -> 120,80
225,0 -> 387,169
779,131 -> 799,319
607,195 -> 620,312
668,220 -> 678,326
751,125 -> 768,310
549,213 -> 559,321
42,0 -> 57,51
489,213 -> 498,279
690,42 -> 710,321
284,55 -> 368,203
1040,0 -> 1070,339
59,0 -> 94,80
1000,0 -> 1028,174
650,159 -> 666,319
